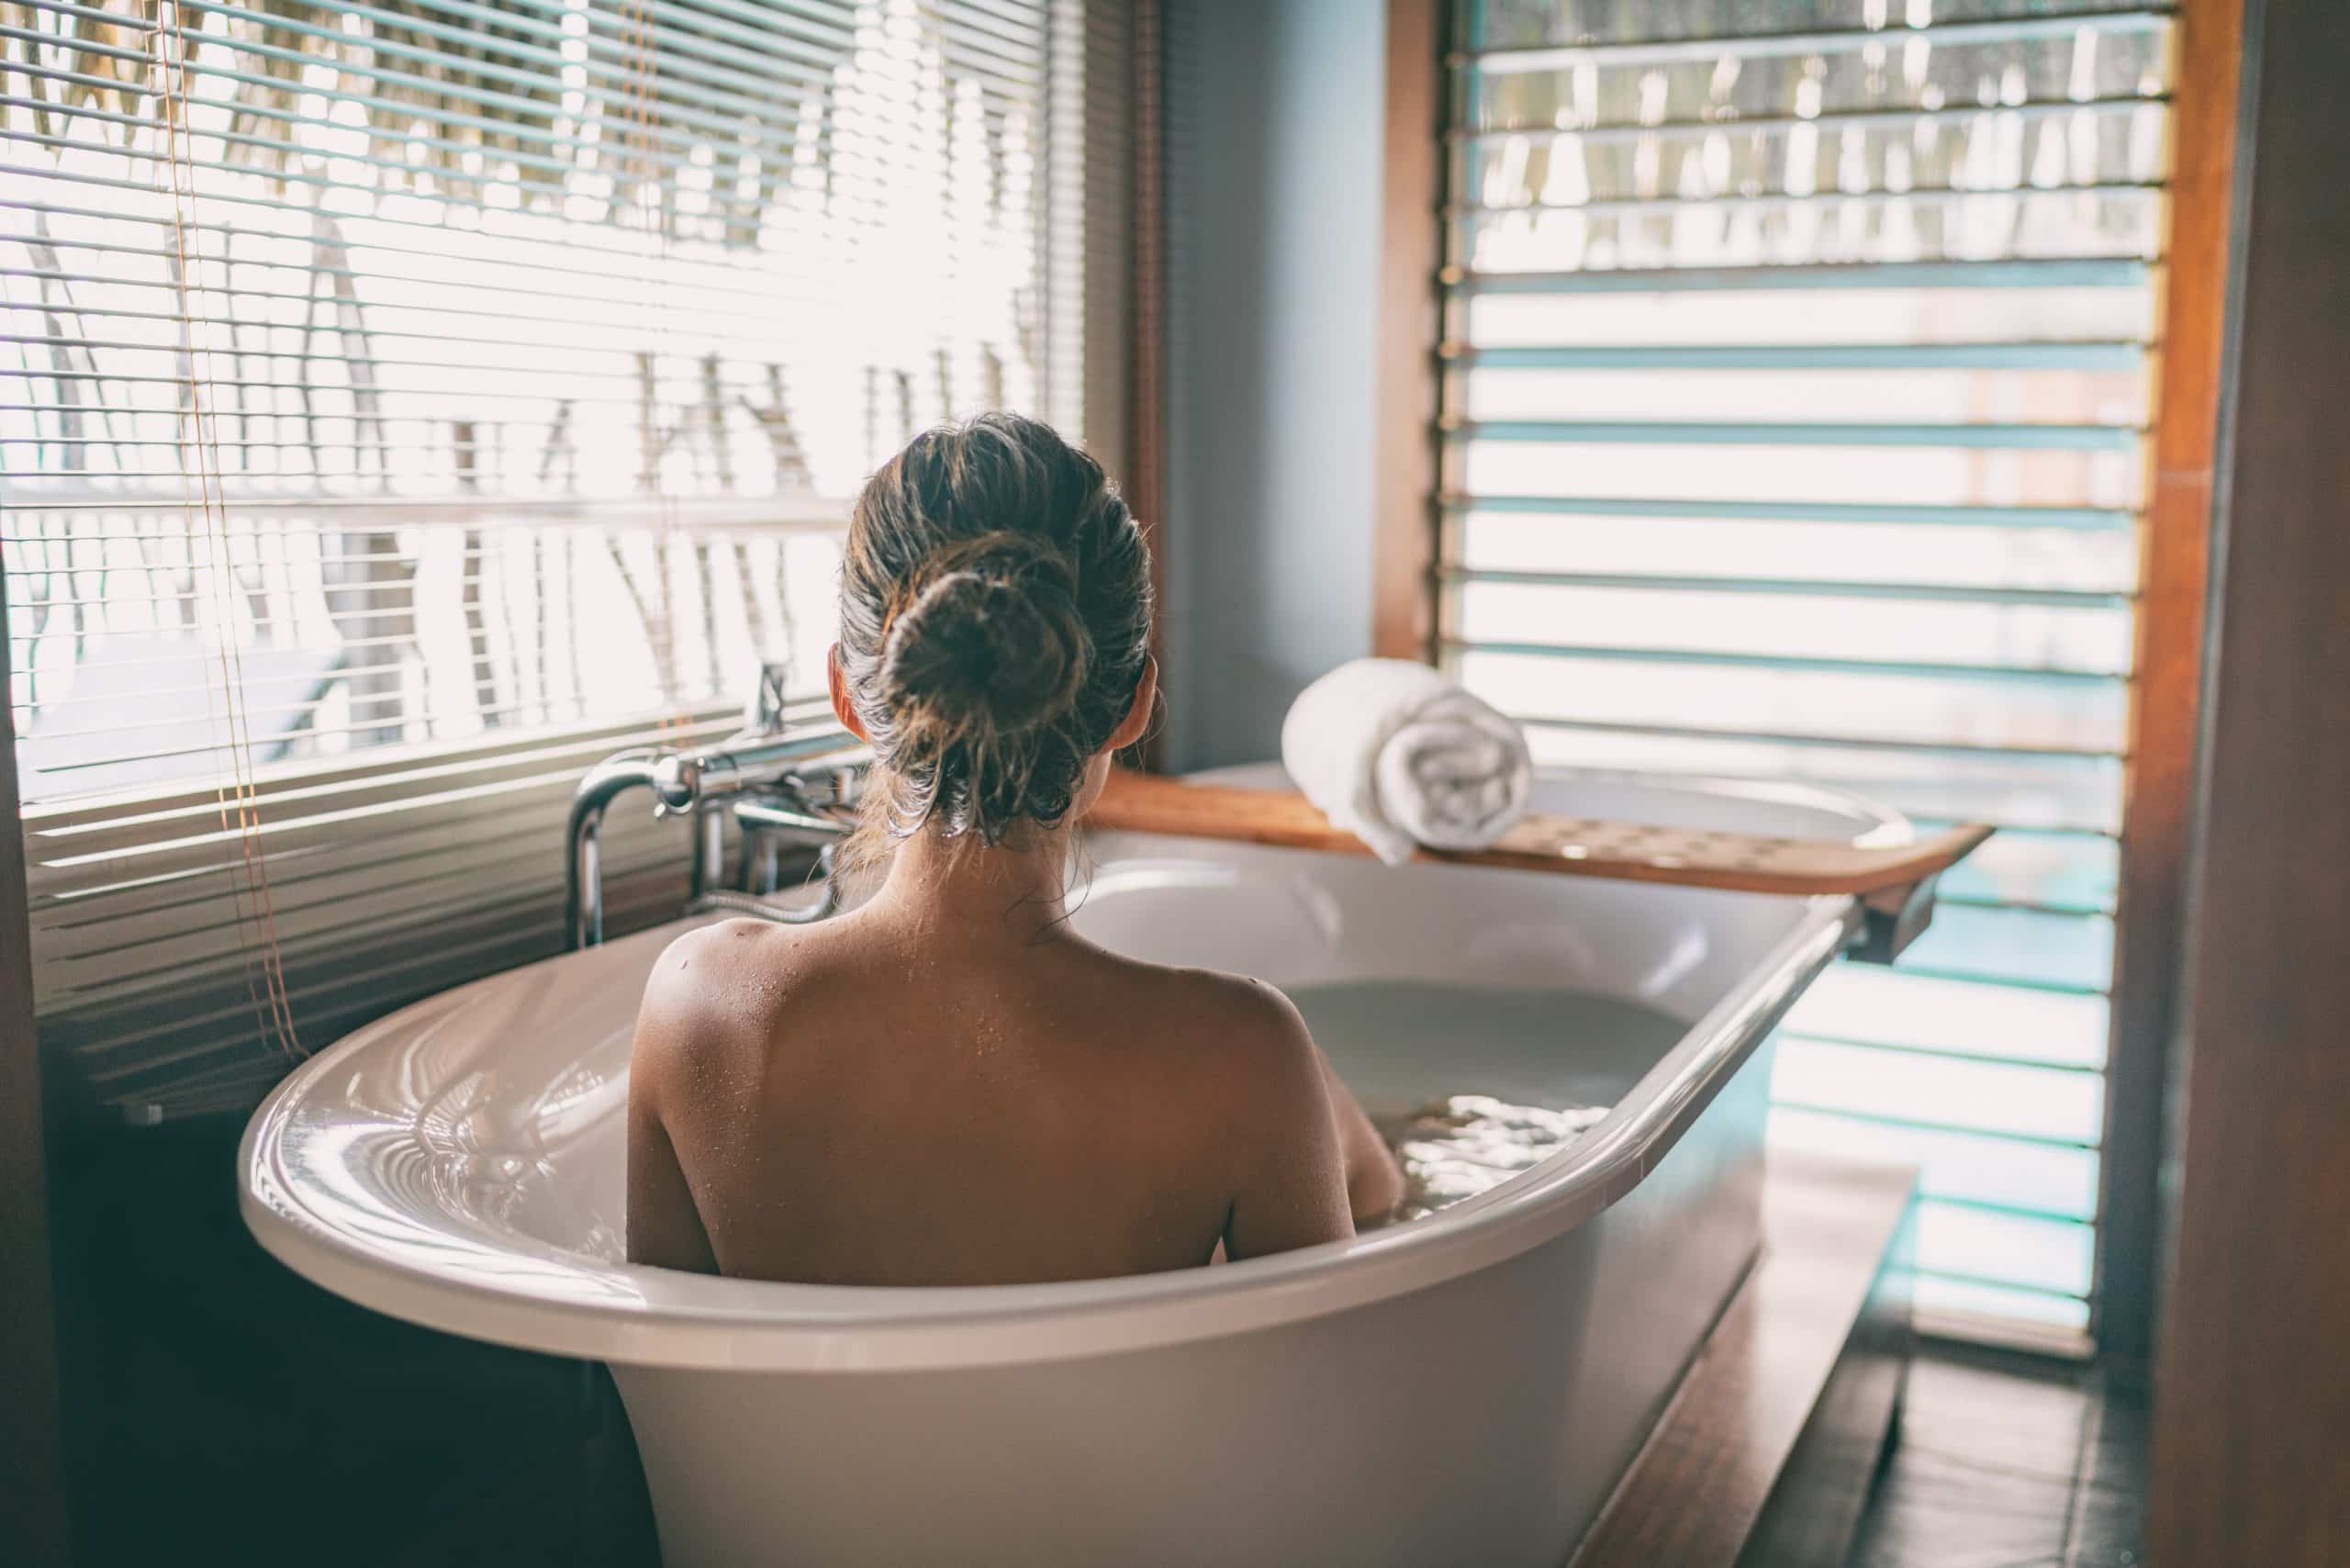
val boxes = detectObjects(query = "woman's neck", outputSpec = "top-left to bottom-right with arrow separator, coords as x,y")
869,822 -> 1077,945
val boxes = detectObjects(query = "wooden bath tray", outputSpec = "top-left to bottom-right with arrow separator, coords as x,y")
1086,771 -> 1993,961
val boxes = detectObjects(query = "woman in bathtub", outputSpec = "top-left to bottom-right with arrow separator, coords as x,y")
628,413 -> 1404,1284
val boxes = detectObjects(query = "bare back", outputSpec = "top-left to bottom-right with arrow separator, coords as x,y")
626,908 -> 1373,1285
627,416 -> 1403,1283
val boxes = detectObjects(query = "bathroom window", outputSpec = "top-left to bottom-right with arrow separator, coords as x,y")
3,0 -> 1128,1118
1438,0 -> 2174,1346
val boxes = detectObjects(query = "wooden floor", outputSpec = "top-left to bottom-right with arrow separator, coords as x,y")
1848,1345 -> 2150,1568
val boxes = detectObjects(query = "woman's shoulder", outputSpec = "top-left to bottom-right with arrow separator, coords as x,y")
1113,960 -> 1326,1099
644,914 -> 813,987
632,918 -> 844,1053
1146,964 -> 1307,1036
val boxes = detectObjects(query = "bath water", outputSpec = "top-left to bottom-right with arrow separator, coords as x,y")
1282,980 -> 1689,1224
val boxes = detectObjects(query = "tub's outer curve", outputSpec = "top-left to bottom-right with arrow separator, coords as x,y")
236,767 -> 1893,1565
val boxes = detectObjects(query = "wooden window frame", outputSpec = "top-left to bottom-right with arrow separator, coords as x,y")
1372,0 -> 1446,666
1129,0 -> 1171,770
2098,0 -> 2247,1371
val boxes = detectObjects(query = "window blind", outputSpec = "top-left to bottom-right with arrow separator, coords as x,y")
1441,0 -> 2175,1346
4,0 -> 1117,1123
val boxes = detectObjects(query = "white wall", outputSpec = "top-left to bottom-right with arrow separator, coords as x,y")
1158,0 -> 1389,770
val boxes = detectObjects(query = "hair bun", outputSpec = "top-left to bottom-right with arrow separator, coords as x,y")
878,533 -> 1091,745
836,414 -> 1152,848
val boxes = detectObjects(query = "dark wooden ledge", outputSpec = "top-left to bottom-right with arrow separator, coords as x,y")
1572,1152 -> 1918,1568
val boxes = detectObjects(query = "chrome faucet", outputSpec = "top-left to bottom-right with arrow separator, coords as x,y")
565,661 -> 865,949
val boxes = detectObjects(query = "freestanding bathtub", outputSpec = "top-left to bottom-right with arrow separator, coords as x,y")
241,766 -> 1905,1568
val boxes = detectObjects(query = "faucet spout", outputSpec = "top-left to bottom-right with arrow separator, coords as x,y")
565,750 -> 666,950
564,729 -> 863,949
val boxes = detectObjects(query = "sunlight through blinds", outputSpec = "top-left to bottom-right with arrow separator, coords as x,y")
1440,0 -> 2177,1344
3,0 -> 1105,1121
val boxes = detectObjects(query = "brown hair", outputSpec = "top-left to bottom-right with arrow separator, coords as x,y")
836,413 -> 1152,852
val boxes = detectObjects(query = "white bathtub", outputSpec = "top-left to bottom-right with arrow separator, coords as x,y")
241,767 -> 1902,1568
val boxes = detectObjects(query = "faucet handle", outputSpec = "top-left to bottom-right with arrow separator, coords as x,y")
743,659 -> 792,736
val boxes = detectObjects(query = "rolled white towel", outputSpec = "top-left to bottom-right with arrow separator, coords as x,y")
1280,658 -> 1534,867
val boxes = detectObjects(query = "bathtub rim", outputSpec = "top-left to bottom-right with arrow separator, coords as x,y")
238,885 -> 1858,1374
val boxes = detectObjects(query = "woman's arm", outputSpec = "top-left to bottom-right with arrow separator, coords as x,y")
626,1084 -> 719,1272
625,945 -> 721,1273
1215,978 -> 1404,1257
1315,1048 -> 1406,1226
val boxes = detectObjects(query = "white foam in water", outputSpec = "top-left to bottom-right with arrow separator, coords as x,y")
1283,980 -> 1689,1226
1371,1095 -> 1613,1223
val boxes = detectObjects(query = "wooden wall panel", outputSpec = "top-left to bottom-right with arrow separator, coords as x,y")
2148,1 -> 2350,1560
